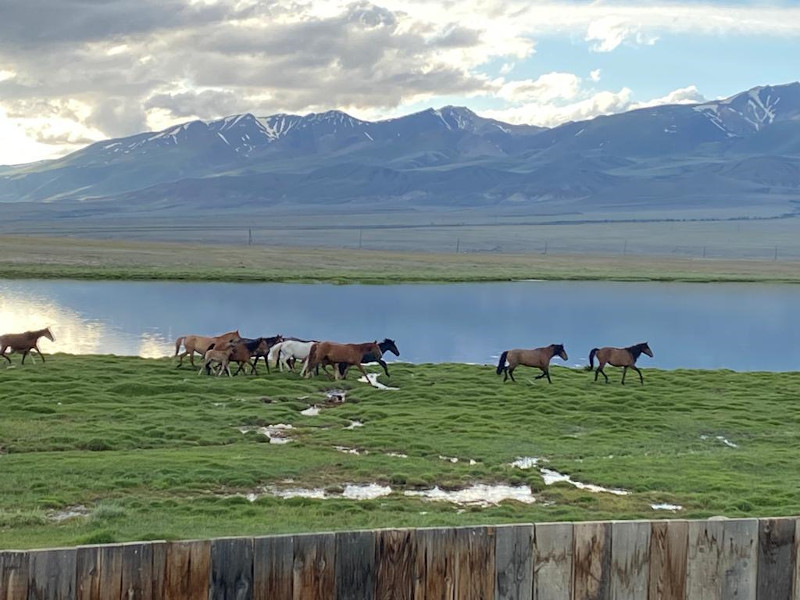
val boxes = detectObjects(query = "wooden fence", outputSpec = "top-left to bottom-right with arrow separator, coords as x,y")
1,517 -> 799,599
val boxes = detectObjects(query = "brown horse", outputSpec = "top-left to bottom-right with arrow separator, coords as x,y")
496,344 -> 568,383
0,327 -> 55,365
588,342 -> 653,385
174,330 -> 240,367
304,341 -> 383,383
198,344 -> 237,377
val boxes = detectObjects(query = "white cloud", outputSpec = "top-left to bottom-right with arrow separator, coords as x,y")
496,72 -> 581,103
589,69 -> 601,83
585,16 -> 658,52
631,85 -> 706,109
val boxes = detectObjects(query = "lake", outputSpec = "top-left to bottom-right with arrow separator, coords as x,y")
1,279 -> 798,371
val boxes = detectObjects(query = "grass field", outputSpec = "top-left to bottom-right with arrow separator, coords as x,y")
2,235 -> 800,284
2,355 -> 799,550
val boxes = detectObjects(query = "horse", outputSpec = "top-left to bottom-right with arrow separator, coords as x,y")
0,327 -> 55,365
269,339 -> 316,372
304,341 -> 383,383
198,343 -> 237,377
227,338 -> 271,376
588,342 -> 653,385
335,338 -> 400,378
248,334 -> 283,374
495,343 -> 568,383
174,330 -> 240,367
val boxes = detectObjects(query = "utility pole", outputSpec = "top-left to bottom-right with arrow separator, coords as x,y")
248,228 -> 252,246
358,228 -> 363,249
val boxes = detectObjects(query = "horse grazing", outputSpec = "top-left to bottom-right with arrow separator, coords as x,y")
174,330 -> 240,367
496,344 -> 568,383
588,342 -> 653,385
305,341 -> 383,383
335,338 -> 400,378
1,327 -> 55,365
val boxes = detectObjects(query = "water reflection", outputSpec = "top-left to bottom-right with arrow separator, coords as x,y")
138,332 -> 171,359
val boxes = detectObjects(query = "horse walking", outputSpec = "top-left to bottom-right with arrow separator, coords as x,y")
496,344 -> 568,383
269,339 -> 315,372
174,330 -> 240,367
0,327 -> 55,365
335,338 -> 400,378
588,342 -> 653,385
305,341 -> 383,383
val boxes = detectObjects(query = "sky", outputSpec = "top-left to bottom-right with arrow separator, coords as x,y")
1,0 -> 799,165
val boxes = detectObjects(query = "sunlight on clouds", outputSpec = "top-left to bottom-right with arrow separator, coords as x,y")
585,16 -> 658,52
631,85 -> 705,109
590,69 -> 601,83
496,72 -> 581,103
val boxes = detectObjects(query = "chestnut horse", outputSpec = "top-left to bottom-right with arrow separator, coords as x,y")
335,338 -> 400,378
588,342 -> 653,385
304,341 -> 383,383
174,330 -> 240,367
496,343 -> 568,383
0,327 -> 55,365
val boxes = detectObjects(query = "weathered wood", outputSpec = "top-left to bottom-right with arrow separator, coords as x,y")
757,518 -> 795,600
573,521 -> 611,600
27,548 -> 77,600
150,542 -> 168,599
211,537 -> 254,600
76,545 -> 101,600
253,535 -> 293,600
648,520 -> 688,600
335,530 -> 375,600
453,527 -> 495,600
163,540 -> 211,600
375,529 -> 415,600
0,552 -> 29,600
609,521 -> 649,600
414,528 -> 456,600
720,519 -> 757,600
495,524 -> 533,600
120,542 -> 155,600
534,522 -> 573,600
292,533 -> 335,600
685,519 -> 723,600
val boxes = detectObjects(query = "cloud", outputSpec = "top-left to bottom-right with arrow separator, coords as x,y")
496,72 -> 581,103
589,69 -> 601,82
585,17 -> 658,52
631,85 -> 706,109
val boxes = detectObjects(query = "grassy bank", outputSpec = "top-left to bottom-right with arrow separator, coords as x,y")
1,355 -> 799,549
2,235 -> 800,284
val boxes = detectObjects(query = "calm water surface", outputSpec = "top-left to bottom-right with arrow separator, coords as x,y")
1,279 -> 798,371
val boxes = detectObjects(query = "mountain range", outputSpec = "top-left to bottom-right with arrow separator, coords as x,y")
2,82 -> 799,221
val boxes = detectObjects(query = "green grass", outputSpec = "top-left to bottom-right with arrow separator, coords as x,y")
1,355 -> 800,549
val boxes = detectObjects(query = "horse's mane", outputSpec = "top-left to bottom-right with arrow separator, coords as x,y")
626,342 -> 649,358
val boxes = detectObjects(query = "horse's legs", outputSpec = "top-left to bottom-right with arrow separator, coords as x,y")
355,363 -> 374,386
508,367 -> 516,382
379,359 -> 389,378
0,349 -> 10,364
233,362 -> 245,376
34,344 -> 46,363
621,366 -> 628,385
595,361 -> 609,383
633,366 -> 644,385
21,351 -> 29,365
535,368 -> 552,383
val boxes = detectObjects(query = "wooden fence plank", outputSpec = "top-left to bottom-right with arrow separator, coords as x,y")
573,521 -> 611,600
375,529 -> 415,600
414,528 -> 456,600
335,530 -> 375,600
120,542 -> 155,600
757,518 -> 795,600
211,537 -> 254,600
610,521 -> 650,600
534,522 -> 573,600
0,552 -> 29,600
164,540 -> 211,600
150,542 -> 168,599
648,520 -> 688,600
720,519 -> 757,600
75,546 -> 101,600
495,524 -> 533,600
253,535 -> 293,600
292,533 -> 335,600
27,548 -> 77,600
454,527 -> 495,600
686,519 -> 723,600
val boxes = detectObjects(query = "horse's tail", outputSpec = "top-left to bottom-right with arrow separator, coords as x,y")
496,351 -> 508,376
587,348 -> 599,370
174,336 -> 186,356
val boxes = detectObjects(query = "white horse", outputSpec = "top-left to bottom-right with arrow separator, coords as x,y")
268,340 -> 316,372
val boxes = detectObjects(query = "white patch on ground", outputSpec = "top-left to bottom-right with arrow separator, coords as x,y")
700,434 -> 738,448
301,406 -> 320,416
510,456 -> 546,469
334,445 -> 368,455
652,503 -> 683,511
325,390 -> 347,403
358,373 -> 399,390
264,486 -> 327,500
342,483 -> 392,500
439,455 -> 459,463
345,420 -> 364,429
404,484 -> 536,506
540,468 -> 629,496
238,424 -> 294,444
49,505 -> 91,522
386,452 -> 408,458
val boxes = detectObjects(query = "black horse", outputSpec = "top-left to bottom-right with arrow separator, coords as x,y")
248,334 -> 284,374
336,338 -> 400,378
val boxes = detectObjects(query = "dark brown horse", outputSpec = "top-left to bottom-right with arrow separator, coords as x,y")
588,342 -> 653,385
174,330 -> 240,367
0,327 -> 55,364
304,341 -> 383,383
496,344 -> 568,383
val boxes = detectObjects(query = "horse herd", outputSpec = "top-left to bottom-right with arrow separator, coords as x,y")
0,326 -> 655,385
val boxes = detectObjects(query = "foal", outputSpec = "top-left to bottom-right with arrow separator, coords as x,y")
0,327 -> 55,364
588,342 -> 653,385
496,344 -> 568,383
